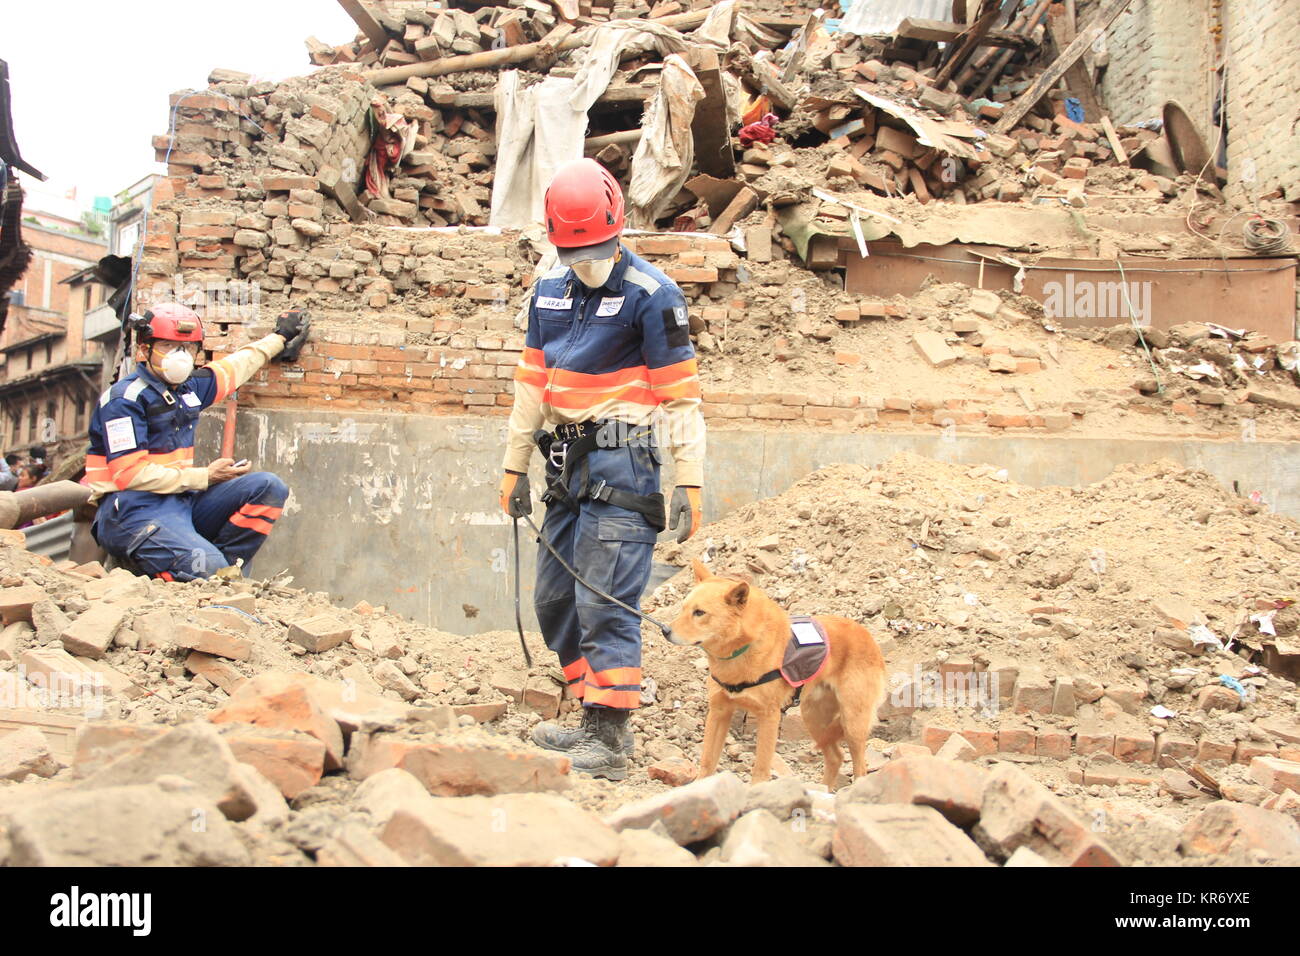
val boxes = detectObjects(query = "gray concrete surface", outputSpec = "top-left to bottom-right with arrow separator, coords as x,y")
198,409 -> 1300,633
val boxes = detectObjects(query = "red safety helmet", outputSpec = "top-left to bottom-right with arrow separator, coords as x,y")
544,158 -> 625,263
134,303 -> 204,343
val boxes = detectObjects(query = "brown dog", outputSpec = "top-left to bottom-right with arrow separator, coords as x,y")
670,559 -> 886,789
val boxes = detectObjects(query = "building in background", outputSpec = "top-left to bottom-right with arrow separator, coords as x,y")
0,214 -> 108,460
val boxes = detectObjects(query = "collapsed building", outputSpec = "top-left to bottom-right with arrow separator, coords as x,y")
1,0 -> 1299,866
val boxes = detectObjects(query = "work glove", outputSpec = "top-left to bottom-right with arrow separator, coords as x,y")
668,485 -> 702,543
274,309 -> 312,362
500,471 -> 532,517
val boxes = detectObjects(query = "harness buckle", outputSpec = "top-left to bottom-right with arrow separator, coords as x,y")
547,441 -> 568,471
590,478 -> 609,501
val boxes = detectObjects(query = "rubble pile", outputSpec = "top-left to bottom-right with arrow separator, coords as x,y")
646,455 -> 1300,826
4,452 -> 1300,865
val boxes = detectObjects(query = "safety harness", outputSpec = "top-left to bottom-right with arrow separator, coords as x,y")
711,615 -> 831,704
534,420 -> 666,531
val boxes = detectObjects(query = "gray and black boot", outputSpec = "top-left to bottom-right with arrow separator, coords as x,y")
531,707 -> 634,756
568,707 -> 631,781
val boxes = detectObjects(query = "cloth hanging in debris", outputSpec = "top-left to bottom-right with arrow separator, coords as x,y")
489,22 -> 687,230
627,55 -> 705,230
738,113 -> 778,147
364,97 -> 417,200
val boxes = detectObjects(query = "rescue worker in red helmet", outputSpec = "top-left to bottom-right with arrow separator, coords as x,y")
499,158 -> 706,779
85,303 -> 311,581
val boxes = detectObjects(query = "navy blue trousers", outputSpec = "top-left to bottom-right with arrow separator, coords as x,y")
534,440 -> 660,710
93,472 -> 289,581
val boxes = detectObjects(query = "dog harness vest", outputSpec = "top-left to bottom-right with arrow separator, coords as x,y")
712,615 -> 831,696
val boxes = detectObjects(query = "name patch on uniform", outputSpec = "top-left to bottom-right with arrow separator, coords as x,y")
662,305 -> 690,348
536,296 -> 573,311
595,296 -> 625,317
105,417 -> 137,454
181,392 -> 201,407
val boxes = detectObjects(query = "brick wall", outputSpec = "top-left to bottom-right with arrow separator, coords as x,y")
1223,0 -> 1300,202
1100,0 -> 1215,132
1102,0 -> 1299,202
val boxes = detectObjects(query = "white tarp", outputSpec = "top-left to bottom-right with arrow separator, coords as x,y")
627,55 -> 705,228
489,22 -> 688,229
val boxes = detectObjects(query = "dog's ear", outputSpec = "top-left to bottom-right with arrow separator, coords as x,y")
691,558 -> 710,582
726,580 -> 749,609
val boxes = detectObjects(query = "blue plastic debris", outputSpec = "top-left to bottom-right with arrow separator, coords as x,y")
1064,97 -> 1085,123
1218,674 -> 1248,699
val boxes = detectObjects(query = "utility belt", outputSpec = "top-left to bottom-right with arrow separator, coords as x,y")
534,419 -> 666,532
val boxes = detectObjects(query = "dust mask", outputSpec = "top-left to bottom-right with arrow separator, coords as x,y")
572,256 -> 615,289
158,349 -> 195,385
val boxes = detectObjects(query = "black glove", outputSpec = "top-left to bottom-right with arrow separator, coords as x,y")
275,309 -> 311,362
501,471 -> 532,517
668,485 -> 702,543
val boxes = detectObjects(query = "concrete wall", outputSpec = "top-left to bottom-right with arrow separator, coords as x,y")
201,409 -> 1300,635
1101,0 -> 1214,131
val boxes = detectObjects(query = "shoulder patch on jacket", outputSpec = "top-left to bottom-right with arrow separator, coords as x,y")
123,379 -> 149,402
543,265 -> 568,280
624,265 -> 661,296
661,303 -> 690,348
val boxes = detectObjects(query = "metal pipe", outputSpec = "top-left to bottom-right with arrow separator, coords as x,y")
0,480 -> 93,530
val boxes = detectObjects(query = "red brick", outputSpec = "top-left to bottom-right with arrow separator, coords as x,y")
976,764 -> 1122,865
1179,802 -> 1300,857
1075,730 -> 1115,756
666,266 -> 718,283
998,726 -> 1037,755
1197,738 -> 1236,764
1234,740 -> 1278,764
840,755 -> 987,827
1115,731 -> 1156,763
1036,729 -> 1072,759
207,672 -> 345,771
220,725 -> 326,799
1249,757 -> 1300,794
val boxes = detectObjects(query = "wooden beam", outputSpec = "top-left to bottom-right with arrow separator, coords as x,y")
934,0 -> 1005,88
691,48 -> 735,179
1047,6 -> 1103,122
1099,114 -> 1129,165
710,187 -> 759,235
896,18 -> 1036,51
967,0 -> 1051,99
993,0 -> 1136,134
336,0 -> 388,50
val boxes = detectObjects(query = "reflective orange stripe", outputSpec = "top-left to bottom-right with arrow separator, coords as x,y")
157,571 -> 174,582
548,364 -> 650,390
521,347 -> 547,368
646,358 -> 698,386
107,451 -> 148,488
544,384 -> 658,409
211,361 -> 236,402
229,513 -> 274,534
147,448 -> 194,466
514,365 -> 548,387
562,658 -> 590,682
581,686 -> 640,709
587,666 -> 641,687
85,454 -> 110,480
651,378 -> 702,401
240,504 -> 283,519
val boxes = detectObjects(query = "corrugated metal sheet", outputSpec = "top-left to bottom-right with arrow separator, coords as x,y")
21,511 -> 74,564
839,0 -> 955,36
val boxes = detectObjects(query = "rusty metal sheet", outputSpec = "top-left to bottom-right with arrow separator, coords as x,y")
843,242 -> 1297,340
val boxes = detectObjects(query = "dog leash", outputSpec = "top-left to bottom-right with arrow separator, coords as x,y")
511,516 -> 533,669
515,512 -> 681,647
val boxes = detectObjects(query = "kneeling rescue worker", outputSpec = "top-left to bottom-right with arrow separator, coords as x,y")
86,304 -> 311,581
499,158 -> 706,780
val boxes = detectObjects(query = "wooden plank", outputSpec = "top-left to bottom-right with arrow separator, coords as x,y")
711,186 -> 759,235
1099,115 -> 1129,165
690,48 -> 736,179
336,0 -> 389,50
935,0 -> 1006,87
897,18 -> 1036,51
994,0 -> 1136,134
1048,8 -> 1104,122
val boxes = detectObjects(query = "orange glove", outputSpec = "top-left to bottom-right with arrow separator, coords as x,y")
500,471 -> 531,517
669,486 -> 702,543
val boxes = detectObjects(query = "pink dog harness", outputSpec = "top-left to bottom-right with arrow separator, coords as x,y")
712,615 -> 831,698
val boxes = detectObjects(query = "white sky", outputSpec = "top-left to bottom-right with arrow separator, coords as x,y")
5,0 -> 360,219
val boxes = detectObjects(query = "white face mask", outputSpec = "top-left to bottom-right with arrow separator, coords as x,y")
158,348 -> 195,385
572,256 -> 615,289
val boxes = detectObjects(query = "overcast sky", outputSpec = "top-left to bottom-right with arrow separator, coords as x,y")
5,0 -> 359,219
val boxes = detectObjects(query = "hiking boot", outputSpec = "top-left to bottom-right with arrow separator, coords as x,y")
532,707 -> 634,756
568,708 -> 631,781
